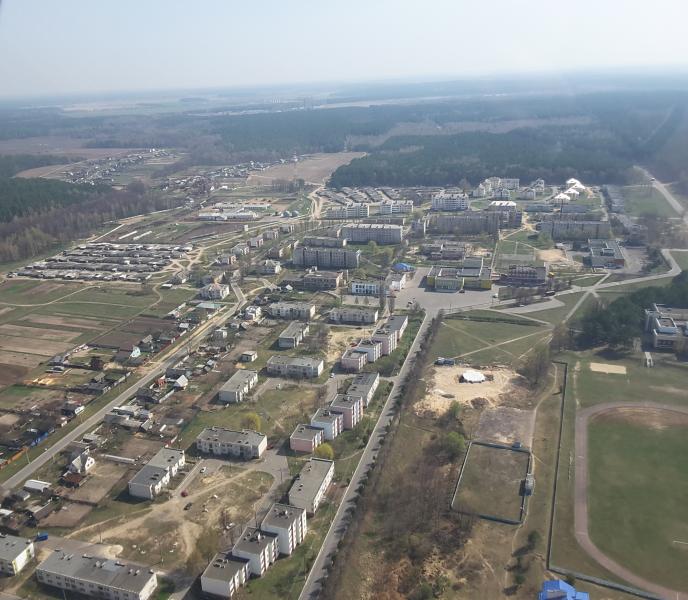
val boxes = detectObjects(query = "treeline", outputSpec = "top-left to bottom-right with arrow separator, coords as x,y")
0,187 -> 179,263
0,178 -> 109,223
0,154 -> 74,178
579,271 -> 688,347
330,126 -> 636,187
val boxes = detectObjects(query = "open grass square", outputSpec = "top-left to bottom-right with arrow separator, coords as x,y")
452,442 -> 530,523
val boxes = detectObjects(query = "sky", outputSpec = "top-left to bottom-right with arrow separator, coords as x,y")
1,0 -> 688,98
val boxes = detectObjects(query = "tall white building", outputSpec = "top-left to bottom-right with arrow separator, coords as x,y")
431,191 -> 469,211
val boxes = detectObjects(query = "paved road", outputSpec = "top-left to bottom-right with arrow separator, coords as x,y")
0,285 -> 247,492
636,166 -> 688,225
574,402 -> 688,600
299,313 -> 432,600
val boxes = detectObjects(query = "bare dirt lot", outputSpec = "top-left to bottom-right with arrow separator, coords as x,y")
416,365 -> 529,417
0,363 -> 29,388
66,461 -> 132,504
0,323 -> 81,342
326,325 -> 375,363
0,334 -> 73,356
589,362 -> 627,375
476,406 -> 535,447
22,314 -> 109,330
247,152 -> 366,185
41,503 -> 93,528
0,350 -> 42,368
117,436 -> 164,460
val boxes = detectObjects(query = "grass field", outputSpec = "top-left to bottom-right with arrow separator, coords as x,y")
588,413 -> 688,591
621,185 -> 679,217
511,291 -> 585,325
453,442 -> 530,522
430,313 -> 545,362
550,350 -> 688,591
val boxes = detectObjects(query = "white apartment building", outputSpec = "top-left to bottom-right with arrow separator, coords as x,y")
218,370 -> 259,403
196,427 -> 267,459
201,554 -> 250,599
232,528 -> 278,577
350,280 -> 381,296
431,191 -> 469,211
261,503 -> 308,556
379,200 -> 414,214
36,551 -> 158,600
128,448 -> 186,500
288,458 -> 335,515
310,408 -> 344,441
0,535 -> 34,576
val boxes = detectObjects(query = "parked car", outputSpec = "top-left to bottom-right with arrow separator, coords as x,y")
184,502 -> 193,510
181,490 -> 189,497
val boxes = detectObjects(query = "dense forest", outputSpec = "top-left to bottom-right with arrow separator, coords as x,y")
578,272 -> 688,348
330,126 -> 637,187
0,185 -> 179,263
0,154 -> 74,178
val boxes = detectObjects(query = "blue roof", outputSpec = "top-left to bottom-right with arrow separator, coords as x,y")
393,262 -> 414,272
537,580 -> 590,600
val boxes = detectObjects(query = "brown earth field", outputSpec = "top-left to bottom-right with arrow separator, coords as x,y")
0,323 -> 81,342
0,136 -> 135,157
0,364 -> 29,388
0,335 -> 72,356
0,350 -> 43,368
247,152 -> 366,185
22,314 -> 109,330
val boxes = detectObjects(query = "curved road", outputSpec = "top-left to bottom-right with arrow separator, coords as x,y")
574,402 -> 688,600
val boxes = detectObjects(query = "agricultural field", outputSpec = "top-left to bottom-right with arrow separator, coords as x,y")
246,152 -> 365,186
452,442 -> 530,523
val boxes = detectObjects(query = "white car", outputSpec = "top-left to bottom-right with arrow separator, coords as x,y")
200,466 -> 207,474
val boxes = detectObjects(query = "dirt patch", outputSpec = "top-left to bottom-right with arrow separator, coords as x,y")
326,326 -> 375,363
0,413 -> 20,426
594,406 -> 688,430
0,351 -> 42,368
0,363 -> 29,388
247,152 -> 365,185
41,503 -> 93,528
589,362 -> 627,375
0,323 -> 81,342
117,436 -> 164,460
475,407 -> 535,446
416,366 -> 529,417
0,307 -> 14,317
0,335 -> 72,356
23,314 -> 107,330
66,461 -> 132,504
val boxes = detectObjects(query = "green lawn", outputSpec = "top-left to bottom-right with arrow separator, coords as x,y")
588,416 -> 688,590
513,291 -> 586,325
0,280 -> 81,305
670,250 -> 688,272
621,185 -> 679,217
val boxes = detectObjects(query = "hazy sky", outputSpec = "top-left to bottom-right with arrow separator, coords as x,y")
1,0 -> 688,97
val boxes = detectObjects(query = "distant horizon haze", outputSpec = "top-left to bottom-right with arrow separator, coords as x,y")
1,0 -> 688,98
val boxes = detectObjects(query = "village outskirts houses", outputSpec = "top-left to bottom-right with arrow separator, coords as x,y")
201,282 -> 230,301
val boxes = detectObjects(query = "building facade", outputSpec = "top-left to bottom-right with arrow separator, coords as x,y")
218,370 -> 259,403
288,458 -> 335,515
196,427 -> 267,459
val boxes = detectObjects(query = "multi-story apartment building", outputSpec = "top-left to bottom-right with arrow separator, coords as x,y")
278,321 -> 310,349
201,553 -> 250,599
644,304 -> 688,350
232,528 -> 278,577
35,551 -> 158,600
261,503 -> 307,556
218,370 -> 259,403
292,246 -> 361,269
325,203 -> 369,219
266,356 -> 324,379
302,236 -> 347,248
0,535 -> 34,576
288,458 -> 335,515
267,301 -> 315,320
347,372 -> 380,408
282,270 -> 343,291
310,408 -> 344,441
341,223 -> 404,245
431,191 -> 469,211
128,448 -> 186,500
372,327 -> 398,355
196,427 -> 267,459
500,265 -> 549,287
329,307 -> 379,325
350,280 -> 381,296
429,212 -> 501,235
340,348 -> 367,372
289,424 -> 324,453
354,340 -> 382,364
329,394 -> 363,429
379,200 -> 414,214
